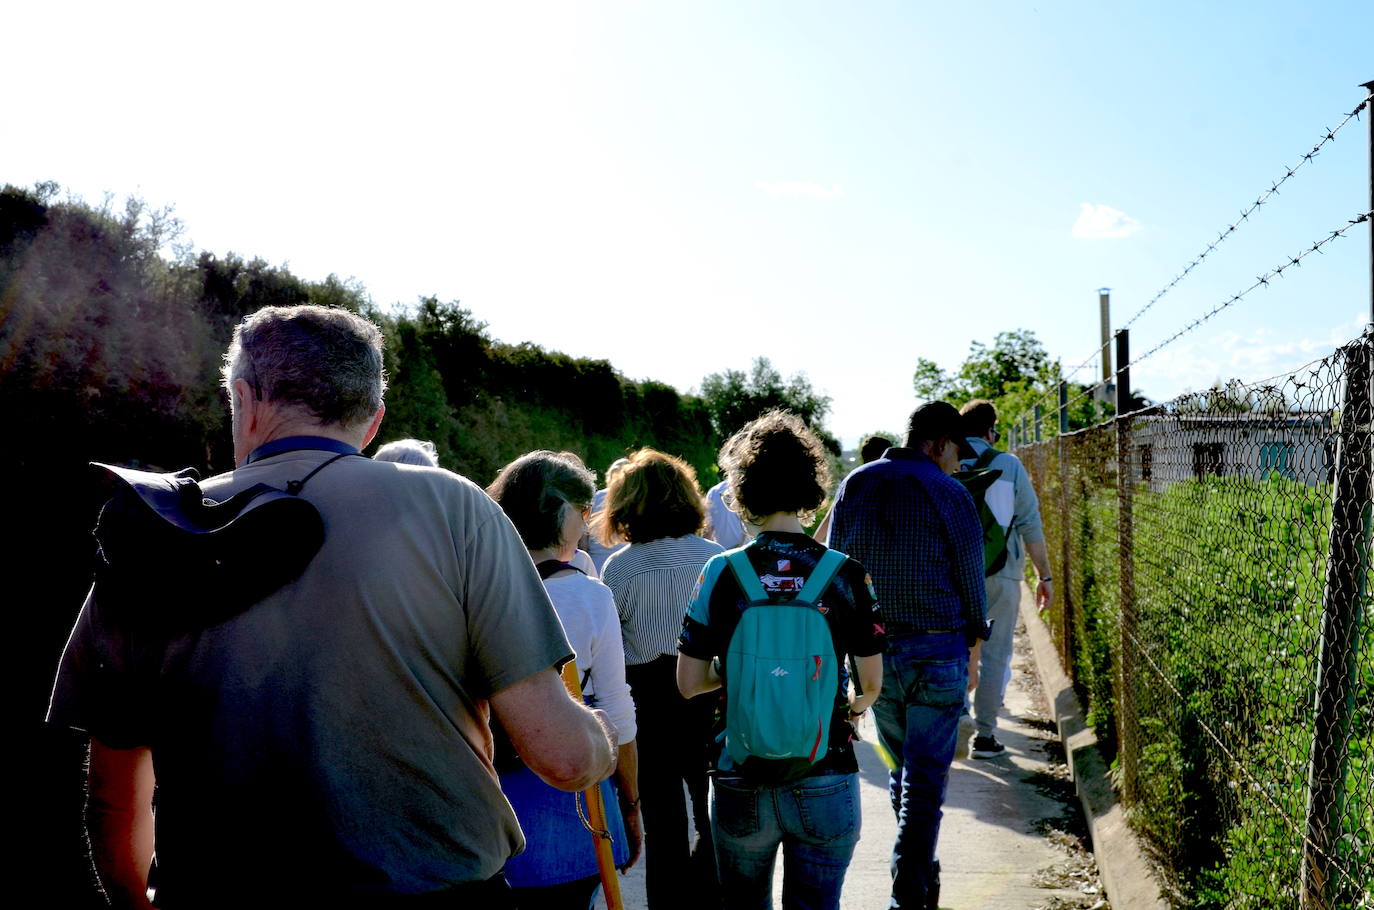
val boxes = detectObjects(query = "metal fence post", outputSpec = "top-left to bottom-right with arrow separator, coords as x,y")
1057,381 -> 1074,676
1301,338 -> 1373,910
1058,382 -> 1070,436
1114,328 -> 1139,805
1034,404 -> 1043,443
1363,80 -> 1373,326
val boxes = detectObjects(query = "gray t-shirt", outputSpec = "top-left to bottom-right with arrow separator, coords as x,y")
49,450 -> 572,901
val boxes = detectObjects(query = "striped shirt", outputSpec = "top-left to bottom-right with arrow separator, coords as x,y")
601,534 -> 725,666
828,447 -> 987,636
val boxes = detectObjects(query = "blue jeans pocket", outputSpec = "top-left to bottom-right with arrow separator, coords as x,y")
713,777 -> 762,838
790,776 -> 860,843
916,659 -> 967,709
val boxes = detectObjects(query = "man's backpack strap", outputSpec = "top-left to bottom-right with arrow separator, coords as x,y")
794,549 -> 848,605
973,446 -> 1000,471
284,451 -> 365,494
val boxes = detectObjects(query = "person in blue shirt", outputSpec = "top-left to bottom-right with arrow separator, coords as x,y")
826,401 -> 988,910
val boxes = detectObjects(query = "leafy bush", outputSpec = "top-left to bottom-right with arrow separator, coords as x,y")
1029,428 -> 1373,908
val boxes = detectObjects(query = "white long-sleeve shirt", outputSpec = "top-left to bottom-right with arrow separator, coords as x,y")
544,572 -> 638,744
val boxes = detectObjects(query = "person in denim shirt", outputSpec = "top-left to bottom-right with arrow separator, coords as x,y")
678,411 -> 885,910
827,401 -> 988,910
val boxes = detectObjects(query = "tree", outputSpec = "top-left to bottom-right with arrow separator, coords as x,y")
699,357 -> 837,453
1174,379 -> 1290,415
912,329 -> 1135,435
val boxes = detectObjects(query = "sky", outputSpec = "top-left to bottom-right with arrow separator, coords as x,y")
6,1 -> 1372,449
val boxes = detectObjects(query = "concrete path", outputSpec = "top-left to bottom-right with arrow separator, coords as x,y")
602,586 -> 1094,908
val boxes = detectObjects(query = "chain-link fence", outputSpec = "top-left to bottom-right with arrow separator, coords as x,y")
1018,330 -> 1373,909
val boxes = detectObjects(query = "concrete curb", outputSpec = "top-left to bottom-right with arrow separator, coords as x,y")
1022,592 -> 1169,910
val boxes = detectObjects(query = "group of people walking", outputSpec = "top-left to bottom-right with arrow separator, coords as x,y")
48,305 -> 1049,910
383,406 -> 1050,909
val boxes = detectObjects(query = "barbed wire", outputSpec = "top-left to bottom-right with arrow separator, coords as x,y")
1058,338 -> 1111,387
1008,88 -> 1374,437
1028,211 -> 1373,429
1015,338 -> 1111,432
1128,211 -> 1372,373
1121,93 -> 1371,332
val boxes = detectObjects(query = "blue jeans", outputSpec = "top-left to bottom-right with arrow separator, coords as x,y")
711,772 -> 861,910
873,631 -> 969,909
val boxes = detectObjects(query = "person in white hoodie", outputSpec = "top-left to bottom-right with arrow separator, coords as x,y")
958,399 -> 1054,760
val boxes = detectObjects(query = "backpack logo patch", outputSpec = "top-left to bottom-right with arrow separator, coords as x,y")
760,574 -> 803,594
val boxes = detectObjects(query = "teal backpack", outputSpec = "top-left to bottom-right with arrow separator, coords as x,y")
722,547 -> 848,780
953,446 -> 1009,577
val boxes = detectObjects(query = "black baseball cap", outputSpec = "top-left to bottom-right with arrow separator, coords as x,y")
907,402 -> 979,459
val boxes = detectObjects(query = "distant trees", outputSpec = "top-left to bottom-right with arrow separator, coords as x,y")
912,329 -> 1137,434
0,183 -> 729,489
3,185 -> 220,469
371,297 -> 719,485
1174,379 -> 1292,415
699,357 -> 838,454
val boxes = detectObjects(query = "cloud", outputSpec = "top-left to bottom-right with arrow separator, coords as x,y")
756,180 -> 844,200
1134,312 -> 1369,401
1072,203 -> 1142,239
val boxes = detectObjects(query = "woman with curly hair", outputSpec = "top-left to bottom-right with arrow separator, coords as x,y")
487,451 -> 642,909
676,412 -> 885,910
595,449 -> 724,909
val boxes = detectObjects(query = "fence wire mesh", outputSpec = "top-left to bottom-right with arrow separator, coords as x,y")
1019,330 -> 1373,909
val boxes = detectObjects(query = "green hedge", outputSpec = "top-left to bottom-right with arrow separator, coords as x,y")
1033,440 -> 1373,908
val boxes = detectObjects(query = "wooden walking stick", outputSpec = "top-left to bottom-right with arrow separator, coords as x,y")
560,660 -> 624,910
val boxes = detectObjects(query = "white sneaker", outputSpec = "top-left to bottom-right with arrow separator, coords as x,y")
954,713 -> 976,761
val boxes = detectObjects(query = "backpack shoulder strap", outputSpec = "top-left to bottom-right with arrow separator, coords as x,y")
285,452 -> 367,495
794,549 -> 848,605
974,446 -> 1000,471
535,559 -> 587,580
725,550 -> 770,602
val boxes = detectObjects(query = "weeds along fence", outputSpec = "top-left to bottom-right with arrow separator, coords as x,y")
1016,330 -> 1373,908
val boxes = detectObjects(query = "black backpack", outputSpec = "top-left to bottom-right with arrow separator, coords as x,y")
90,454 -> 355,634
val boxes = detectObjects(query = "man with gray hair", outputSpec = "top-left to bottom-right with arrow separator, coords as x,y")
373,437 -> 440,466
49,305 -> 616,909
